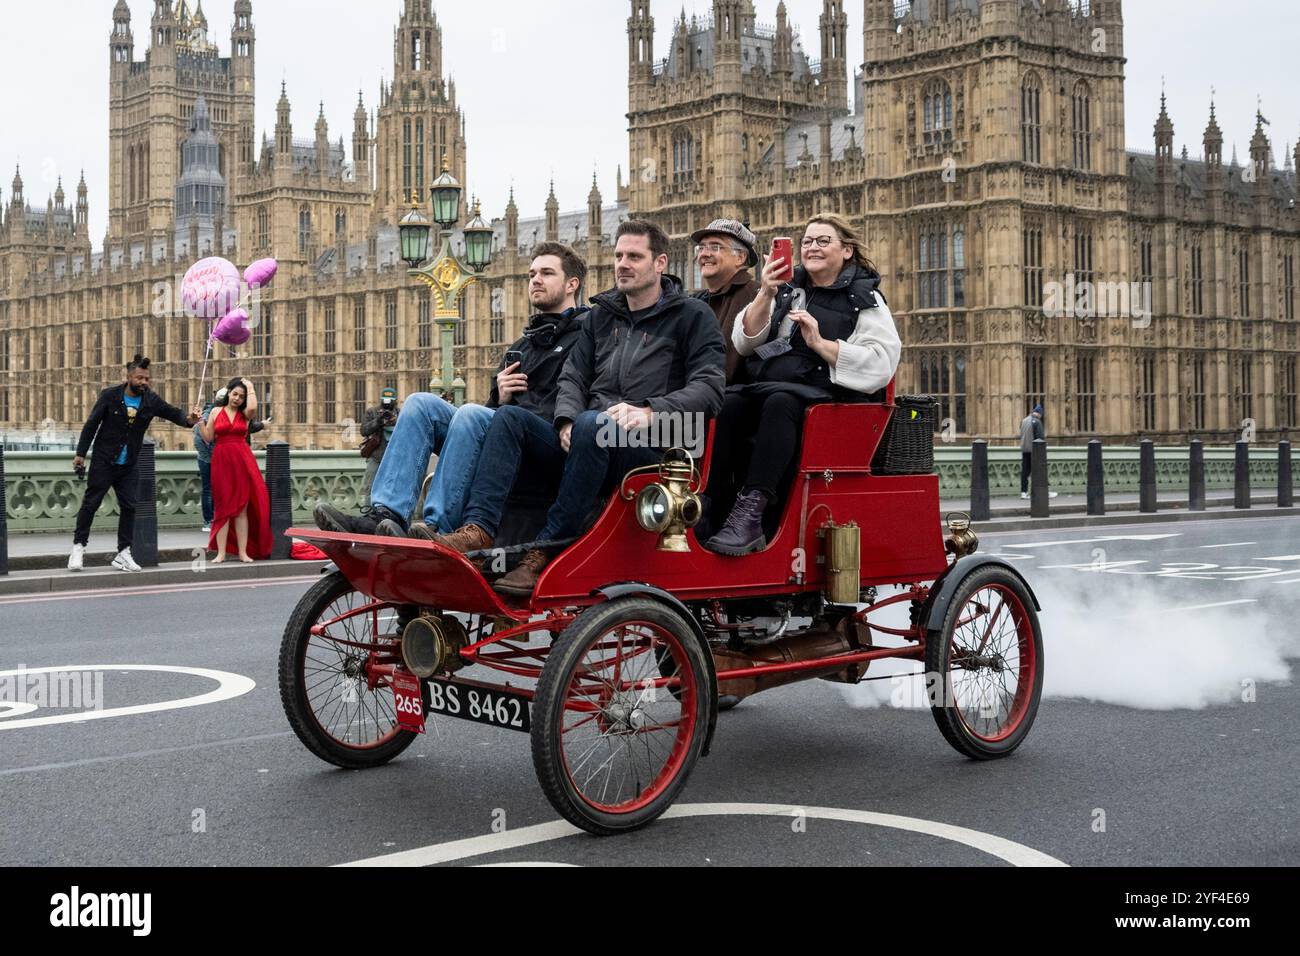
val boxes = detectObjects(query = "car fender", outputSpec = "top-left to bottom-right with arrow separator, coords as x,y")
921,555 -> 1042,632
593,582 -> 719,757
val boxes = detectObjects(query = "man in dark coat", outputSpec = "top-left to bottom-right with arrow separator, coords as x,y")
691,219 -> 760,385
69,355 -> 201,572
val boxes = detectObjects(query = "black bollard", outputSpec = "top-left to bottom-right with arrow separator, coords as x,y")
266,441 -> 293,560
0,445 -> 8,577
1139,440 -> 1157,513
134,441 -> 159,568
1087,440 -> 1105,516
970,440 -> 990,522
1279,441 -> 1293,509
1234,441 -> 1251,509
1189,440 -> 1205,512
1030,438 -> 1049,518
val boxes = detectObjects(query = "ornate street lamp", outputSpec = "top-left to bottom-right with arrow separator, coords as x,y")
462,199 -> 493,274
398,197 -> 432,269
406,158 -> 491,405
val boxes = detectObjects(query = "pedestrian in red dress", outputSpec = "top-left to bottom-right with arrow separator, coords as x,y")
198,377 -> 272,563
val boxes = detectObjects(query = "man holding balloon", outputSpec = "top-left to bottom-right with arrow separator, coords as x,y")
68,355 -> 203,573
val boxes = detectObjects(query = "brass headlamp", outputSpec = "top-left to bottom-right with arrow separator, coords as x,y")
622,449 -> 703,553
945,512 -> 980,558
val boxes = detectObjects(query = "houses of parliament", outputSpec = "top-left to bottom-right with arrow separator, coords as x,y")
1,0 -> 1297,450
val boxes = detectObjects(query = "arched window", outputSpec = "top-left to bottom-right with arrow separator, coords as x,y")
298,206 -> 311,254
922,80 -> 952,145
672,128 -> 695,185
1072,81 -> 1092,170
402,120 -> 413,198
257,208 -> 269,250
335,209 -> 347,243
1021,73 -> 1042,163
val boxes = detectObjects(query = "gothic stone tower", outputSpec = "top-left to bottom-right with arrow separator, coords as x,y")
374,0 -> 467,225
108,1 -> 256,246
626,0 -> 843,266
860,0 -> 1129,439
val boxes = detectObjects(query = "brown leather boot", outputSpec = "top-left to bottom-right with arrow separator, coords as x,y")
493,549 -> 551,598
430,524 -> 494,554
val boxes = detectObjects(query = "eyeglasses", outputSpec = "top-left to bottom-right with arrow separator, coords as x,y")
800,236 -> 839,249
695,242 -> 743,256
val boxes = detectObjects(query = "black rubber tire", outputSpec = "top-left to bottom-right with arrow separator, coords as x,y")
532,596 -> 714,836
925,565 -> 1044,760
279,571 -> 419,769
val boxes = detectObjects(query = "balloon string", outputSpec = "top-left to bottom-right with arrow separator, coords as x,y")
195,332 -> 216,412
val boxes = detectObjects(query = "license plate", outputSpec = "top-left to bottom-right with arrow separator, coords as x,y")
426,677 -> 531,733
391,671 -> 426,735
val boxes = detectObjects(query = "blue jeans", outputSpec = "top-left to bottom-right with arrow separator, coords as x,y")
198,458 -> 214,525
537,410 -> 660,543
369,394 -> 496,532
462,406 -> 568,538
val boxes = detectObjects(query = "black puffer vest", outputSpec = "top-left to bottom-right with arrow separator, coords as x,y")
746,263 -> 886,397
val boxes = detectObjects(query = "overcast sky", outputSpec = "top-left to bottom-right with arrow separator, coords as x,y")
1,0 -> 1295,248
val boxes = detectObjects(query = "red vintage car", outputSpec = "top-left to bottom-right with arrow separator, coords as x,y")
280,383 -> 1044,836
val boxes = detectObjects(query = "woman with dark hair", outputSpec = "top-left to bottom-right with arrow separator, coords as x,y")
199,377 -> 272,563
702,213 -> 902,557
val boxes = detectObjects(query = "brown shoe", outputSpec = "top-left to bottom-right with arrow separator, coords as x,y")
430,524 -> 494,554
493,549 -> 550,598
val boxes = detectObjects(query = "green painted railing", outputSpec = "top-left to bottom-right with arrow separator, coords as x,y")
1,450 -> 368,534
935,444 -> 1294,498
1,444 -> 1293,534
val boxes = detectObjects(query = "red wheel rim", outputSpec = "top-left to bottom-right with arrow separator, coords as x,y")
559,620 -> 698,815
945,584 -> 1037,744
303,593 -> 405,751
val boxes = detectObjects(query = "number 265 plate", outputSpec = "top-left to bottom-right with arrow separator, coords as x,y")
425,677 -> 532,733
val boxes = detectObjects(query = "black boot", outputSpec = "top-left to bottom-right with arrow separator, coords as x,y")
313,502 -> 405,536
705,489 -> 771,557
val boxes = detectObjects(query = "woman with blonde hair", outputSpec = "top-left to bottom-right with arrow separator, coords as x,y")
702,213 -> 902,556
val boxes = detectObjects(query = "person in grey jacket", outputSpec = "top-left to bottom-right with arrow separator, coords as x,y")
1019,405 -> 1056,499
427,219 -> 726,597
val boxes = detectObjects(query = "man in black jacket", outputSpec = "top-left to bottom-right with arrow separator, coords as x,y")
431,219 -> 726,597
69,355 -> 201,572
314,243 -> 590,537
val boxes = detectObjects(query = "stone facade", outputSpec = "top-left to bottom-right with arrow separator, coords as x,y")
2,0 -> 1298,450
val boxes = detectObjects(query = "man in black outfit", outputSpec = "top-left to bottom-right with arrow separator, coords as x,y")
68,355 -> 201,572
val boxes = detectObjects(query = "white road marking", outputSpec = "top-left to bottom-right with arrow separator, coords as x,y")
1167,600 -> 1259,613
1198,542 -> 1255,549
0,665 -> 256,731
1257,555 -> 1300,562
0,576 -> 318,606
1006,534 -> 1181,549
1038,561 -> 1148,571
337,802 -> 1068,868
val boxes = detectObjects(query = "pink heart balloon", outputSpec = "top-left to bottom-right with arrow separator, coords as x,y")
213,308 -> 251,346
244,258 -> 279,289
182,257 -> 241,320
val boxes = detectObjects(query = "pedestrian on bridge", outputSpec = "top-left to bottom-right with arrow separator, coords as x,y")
68,355 -> 202,572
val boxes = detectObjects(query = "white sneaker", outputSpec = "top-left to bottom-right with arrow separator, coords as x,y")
112,548 -> 143,573
68,545 -> 85,572
202,525 -> 212,533
1020,492 -> 1030,500
1048,491 -> 1059,499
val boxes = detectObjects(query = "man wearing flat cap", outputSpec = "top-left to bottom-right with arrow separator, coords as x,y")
692,219 -> 760,385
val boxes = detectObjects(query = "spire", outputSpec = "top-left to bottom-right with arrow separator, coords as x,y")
54,177 -> 65,207
1249,105 -> 1271,186
588,171 -> 603,241
275,82 -> 292,159
1203,94 -> 1223,168
12,165 -> 23,199
545,179 -> 559,242
1154,89 -> 1174,170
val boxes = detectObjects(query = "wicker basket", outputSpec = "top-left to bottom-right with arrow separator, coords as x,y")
871,395 -> 939,475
